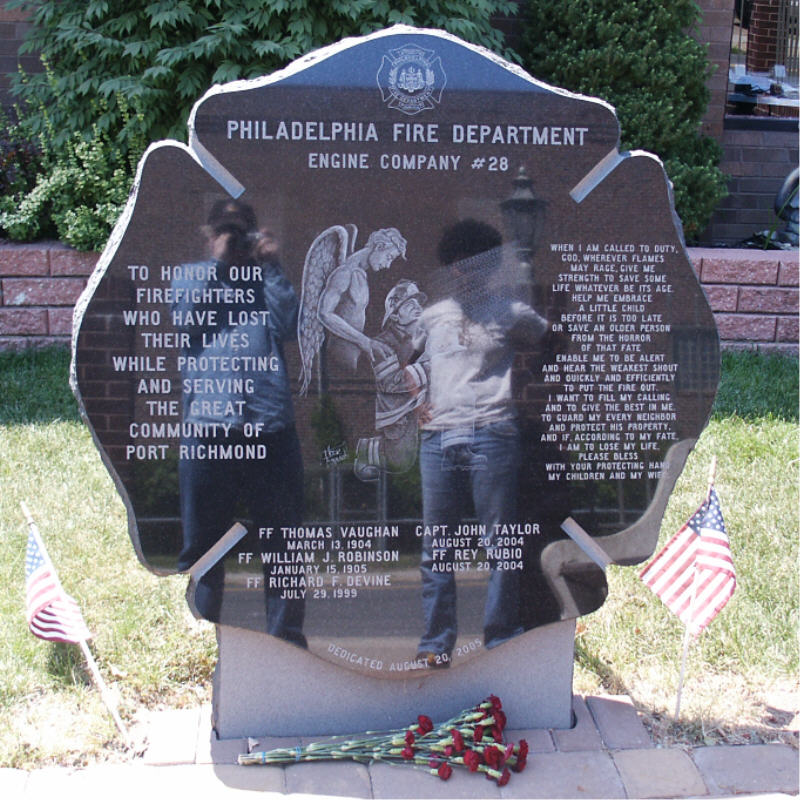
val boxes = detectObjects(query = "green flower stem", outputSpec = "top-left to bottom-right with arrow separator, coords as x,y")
238,699 -> 506,770
481,766 -> 503,780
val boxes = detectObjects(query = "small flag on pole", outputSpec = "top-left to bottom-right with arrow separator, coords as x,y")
24,511 -> 92,644
640,486 -> 735,636
21,502 -> 130,743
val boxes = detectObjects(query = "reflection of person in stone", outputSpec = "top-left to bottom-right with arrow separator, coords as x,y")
318,228 -> 407,367
354,279 -> 428,481
173,198 -> 305,647
415,220 -> 547,668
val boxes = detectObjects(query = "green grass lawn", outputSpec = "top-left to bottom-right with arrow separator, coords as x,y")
1,349 -> 216,768
574,350 -> 799,745
0,348 -> 797,767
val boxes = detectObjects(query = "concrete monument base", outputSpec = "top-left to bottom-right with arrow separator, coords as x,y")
213,620 -> 576,738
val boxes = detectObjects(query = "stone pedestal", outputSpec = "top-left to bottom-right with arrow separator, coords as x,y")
213,620 -> 576,738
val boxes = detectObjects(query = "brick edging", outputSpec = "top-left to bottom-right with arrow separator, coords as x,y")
0,243 -> 797,352
688,247 -> 799,353
0,242 -> 98,348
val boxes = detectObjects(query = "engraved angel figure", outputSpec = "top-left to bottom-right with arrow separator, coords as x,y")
297,225 -> 407,395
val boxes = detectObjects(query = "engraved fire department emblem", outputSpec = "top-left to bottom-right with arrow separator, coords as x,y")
377,45 -> 446,115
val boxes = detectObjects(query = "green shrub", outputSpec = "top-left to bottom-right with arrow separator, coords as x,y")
0,130 -> 133,249
3,0 -> 517,250
0,72 -> 147,251
0,111 -> 41,200
519,0 -> 728,240
8,0 -> 518,153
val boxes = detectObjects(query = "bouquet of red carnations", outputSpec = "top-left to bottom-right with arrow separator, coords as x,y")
238,694 -> 528,785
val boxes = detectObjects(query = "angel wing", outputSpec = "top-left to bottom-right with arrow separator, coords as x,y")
297,225 -> 355,395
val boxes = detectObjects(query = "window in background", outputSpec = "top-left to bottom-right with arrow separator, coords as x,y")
727,0 -> 799,117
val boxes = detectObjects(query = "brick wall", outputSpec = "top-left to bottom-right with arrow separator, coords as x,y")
701,126 -> 799,245
691,247 -> 799,352
696,0 -> 737,141
0,8 -> 39,111
1,243 -> 795,353
0,242 -> 97,348
747,0 -> 780,73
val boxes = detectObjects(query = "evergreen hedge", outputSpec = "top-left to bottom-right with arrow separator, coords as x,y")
3,0 -> 727,247
3,0 -> 517,250
8,0 -> 518,153
519,0 -> 727,240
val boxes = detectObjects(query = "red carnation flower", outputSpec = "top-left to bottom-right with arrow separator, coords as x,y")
488,694 -> 502,710
473,724 -> 484,743
504,743 -> 515,761
494,709 -> 507,730
511,740 -> 529,773
429,758 -> 439,769
417,715 -> 433,734
491,726 -> 503,742
463,749 -> 481,772
401,746 -> 414,760
444,745 -> 454,757
497,767 -> 511,786
484,745 -> 502,769
451,729 -> 464,752
404,730 -> 415,746
512,753 -> 528,773
437,762 -> 453,780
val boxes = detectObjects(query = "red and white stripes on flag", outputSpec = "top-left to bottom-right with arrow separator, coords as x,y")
640,488 -> 735,636
25,525 -> 92,644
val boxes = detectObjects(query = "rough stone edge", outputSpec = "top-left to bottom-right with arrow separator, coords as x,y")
68,141 -> 230,574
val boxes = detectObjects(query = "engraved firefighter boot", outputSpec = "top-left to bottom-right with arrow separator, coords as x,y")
354,436 -> 385,481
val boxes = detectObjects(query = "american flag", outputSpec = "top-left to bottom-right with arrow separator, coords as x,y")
25,527 -> 91,644
640,488 -> 735,636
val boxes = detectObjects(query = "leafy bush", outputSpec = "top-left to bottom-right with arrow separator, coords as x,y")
0,131 -> 134,249
0,112 -> 41,199
519,0 -> 728,240
2,0 -> 517,250
0,76 -> 147,250
8,0 -> 518,153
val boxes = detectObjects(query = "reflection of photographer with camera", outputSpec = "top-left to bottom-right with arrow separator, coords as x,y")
173,199 -> 305,646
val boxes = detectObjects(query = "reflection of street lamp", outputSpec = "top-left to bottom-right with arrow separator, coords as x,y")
500,166 -> 545,289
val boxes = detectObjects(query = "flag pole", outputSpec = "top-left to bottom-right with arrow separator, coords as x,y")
706,457 -> 717,501
20,502 -> 131,746
673,457 -> 717,720
77,638 -> 131,745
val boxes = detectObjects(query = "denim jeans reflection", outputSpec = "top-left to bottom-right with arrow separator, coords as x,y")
418,419 -> 524,658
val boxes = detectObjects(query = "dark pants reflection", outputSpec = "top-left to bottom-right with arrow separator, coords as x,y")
418,419 -> 523,656
178,426 -> 306,647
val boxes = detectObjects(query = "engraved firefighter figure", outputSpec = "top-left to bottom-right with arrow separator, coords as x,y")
354,279 -> 429,481
297,225 -> 407,396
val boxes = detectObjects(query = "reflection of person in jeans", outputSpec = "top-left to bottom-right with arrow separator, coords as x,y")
173,199 -> 305,647
415,220 -> 547,667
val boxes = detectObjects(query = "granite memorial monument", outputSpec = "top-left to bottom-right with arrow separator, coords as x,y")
72,25 -> 719,735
